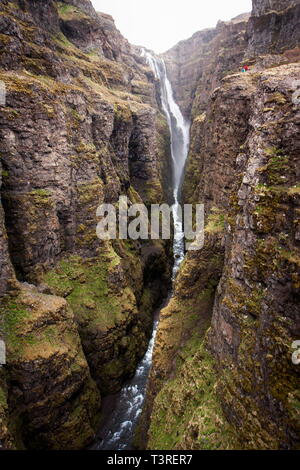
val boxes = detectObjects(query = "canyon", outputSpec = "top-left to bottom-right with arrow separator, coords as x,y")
0,0 -> 299,451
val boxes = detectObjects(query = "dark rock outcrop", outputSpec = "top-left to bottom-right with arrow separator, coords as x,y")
208,66 -> 300,449
146,61 -> 300,451
252,0 -> 300,16
247,0 -> 300,56
162,14 -> 250,118
2,284 -> 101,450
0,0 -> 172,449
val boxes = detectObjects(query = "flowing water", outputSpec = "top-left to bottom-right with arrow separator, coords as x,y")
93,49 -> 190,451
142,49 -> 190,276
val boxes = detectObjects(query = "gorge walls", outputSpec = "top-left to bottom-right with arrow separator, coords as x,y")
162,14 -> 250,118
0,0 -> 299,452
252,0 -> 300,16
144,0 -> 300,450
0,0 -> 172,449
247,0 -> 300,56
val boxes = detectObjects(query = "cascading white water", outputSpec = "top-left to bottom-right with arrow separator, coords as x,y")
142,49 -> 190,275
94,316 -> 161,450
93,49 -> 190,451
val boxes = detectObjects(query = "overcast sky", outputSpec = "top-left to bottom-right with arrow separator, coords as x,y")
91,0 -> 252,53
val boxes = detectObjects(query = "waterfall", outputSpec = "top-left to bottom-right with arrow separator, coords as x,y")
141,49 -> 190,274
93,49 -> 190,451
93,315 -> 162,450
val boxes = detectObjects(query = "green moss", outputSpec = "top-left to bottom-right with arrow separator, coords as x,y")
0,386 -> 7,409
194,113 -> 206,123
148,337 -> 239,450
43,104 -> 55,118
0,33 -> 11,45
259,147 -> 289,186
265,92 -> 287,105
27,189 -> 53,207
75,141 -> 99,162
1,299 -> 30,349
288,390 -> 300,431
281,249 -> 300,266
52,31 -> 76,50
87,50 -> 101,61
127,185 -> 142,204
0,73 -> 34,95
288,185 -> 300,195
222,279 -> 264,320
0,297 -> 41,360
205,207 -> 225,234
57,2 -> 89,21
30,189 -> 51,197
0,288 -> 101,449
70,108 -> 82,121
44,246 -> 135,332
114,103 -> 132,122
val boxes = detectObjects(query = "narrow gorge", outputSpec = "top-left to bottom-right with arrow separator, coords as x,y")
0,0 -> 299,452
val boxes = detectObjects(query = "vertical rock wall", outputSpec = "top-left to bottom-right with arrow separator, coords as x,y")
0,0 -> 172,449
145,0 -> 300,451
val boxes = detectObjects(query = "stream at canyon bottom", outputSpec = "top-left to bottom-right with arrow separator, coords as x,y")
93,50 -> 190,451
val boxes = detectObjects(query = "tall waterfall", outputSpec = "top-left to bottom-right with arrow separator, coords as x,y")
141,49 -> 190,274
93,50 -> 190,451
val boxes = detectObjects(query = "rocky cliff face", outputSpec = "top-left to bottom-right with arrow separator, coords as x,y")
144,0 -> 300,451
1,0 -> 299,452
0,0 -> 172,449
247,0 -> 300,56
208,65 -> 300,449
252,0 -> 300,16
163,14 -> 250,118
163,0 -> 300,118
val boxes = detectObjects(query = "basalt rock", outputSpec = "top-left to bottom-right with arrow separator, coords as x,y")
247,1 -> 300,56
252,0 -> 300,16
163,1 -> 300,120
162,14 -> 250,118
208,66 -> 300,450
2,284 -> 101,450
0,0 -> 172,449
144,0 -> 300,451
0,164 -> 15,297
146,62 -> 300,451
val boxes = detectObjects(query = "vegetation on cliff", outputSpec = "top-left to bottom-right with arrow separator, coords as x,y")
0,0 -> 299,452
145,1 -> 300,450
0,0 -> 172,449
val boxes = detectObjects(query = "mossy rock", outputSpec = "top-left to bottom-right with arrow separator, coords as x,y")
147,337 -> 240,450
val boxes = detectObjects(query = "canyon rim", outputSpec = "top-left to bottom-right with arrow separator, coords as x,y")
0,0 -> 299,453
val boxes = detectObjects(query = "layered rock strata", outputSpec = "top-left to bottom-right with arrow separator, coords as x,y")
0,0 -> 172,449
144,0 -> 300,451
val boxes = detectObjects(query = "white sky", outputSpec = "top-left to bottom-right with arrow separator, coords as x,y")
91,0 -> 252,53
